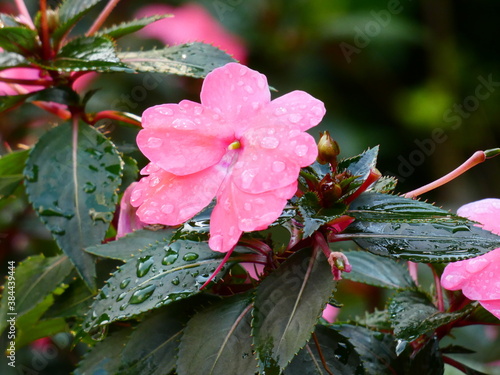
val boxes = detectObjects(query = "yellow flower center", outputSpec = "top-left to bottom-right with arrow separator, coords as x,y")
227,140 -> 241,150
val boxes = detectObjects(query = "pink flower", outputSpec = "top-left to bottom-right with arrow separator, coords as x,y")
130,62 -> 325,252
322,304 -> 340,323
117,183 -> 147,238
0,67 -> 48,96
441,199 -> 500,319
136,3 -> 247,63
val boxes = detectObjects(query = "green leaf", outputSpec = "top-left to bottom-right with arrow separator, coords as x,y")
119,155 -> 139,193
339,146 -> 379,185
43,278 -> 94,319
47,36 -> 133,72
24,122 -> 123,290
368,176 -> 398,194
409,337 -> 443,375
74,327 -> 133,375
0,93 -> 31,113
27,86 -> 80,106
0,149 -> 29,199
344,192 -> 500,262
285,325 -> 364,375
118,42 -> 237,78
54,0 -> 104,41
177,294 -> 255,375
388,290 -> 475,341
252,246 -> 337,371
333,324 -> 408,374
98,15 -> 172,39
85,228 -> 176,261
0,51 -> 29,68
342,250 -> 415,289
297,192 -> 347,238
0,27 -> 39,55
83,239 -> 231,331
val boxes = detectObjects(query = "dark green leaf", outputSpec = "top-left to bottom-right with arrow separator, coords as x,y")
0,51 -> 29,68
83,239 -> 231,331
74,327 -> 132,375
352,309 -> 392,331
43,278 -> 95,319
0,93 -> 31,112
98,15 -> 172,39
0,27 -> 39,55
54,0 -> 104,41
24,122 -> 123,290
0,255 -> 73,334
85,228 -> 176,261
297,192 -> 347,238
342,250 -> 415,289
388,290 -> 475,341
408,337 -> 443,375
344,192 -> 500,262
253,247 -> 336,371
47,36 -> 133,72
285,325 -> 364,375
333,324 -> 408,374
177,294 -> 255,375
27,86 -> 80,106
119,155 -> 139,193
368,176 -> 398,194
339,146 -> 379,185
0,149 -> 29,198
118,42 -> 237,78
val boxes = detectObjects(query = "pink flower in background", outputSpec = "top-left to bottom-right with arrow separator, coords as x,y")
131,62 -> 325,252
0,67 -> 48,96
441,199 -> 500,319
117,183 -> 147,238
136,2 -> 247,63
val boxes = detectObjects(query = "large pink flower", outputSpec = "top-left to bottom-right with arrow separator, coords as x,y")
130,62 -> 325,252
136,3 -> 247,63
441,199 -> 500,319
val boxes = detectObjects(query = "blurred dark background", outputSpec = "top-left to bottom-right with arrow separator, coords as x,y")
1,0 -> 500,373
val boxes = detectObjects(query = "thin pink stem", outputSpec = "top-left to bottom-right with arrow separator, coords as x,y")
408,261 -> 419,285
199,248 -> 235,290
15,0 -> 35,29
403,151 -> 486,199
86,0 -> 122,36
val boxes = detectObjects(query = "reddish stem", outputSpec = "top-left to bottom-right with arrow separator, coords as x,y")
429,264 -> 445,312
86,0 -> 122,36
344,168 -> 382,205
403,151 -> 486,199
87,110 -> 141,127
15,0 -> 35,29
39,0 -> 52,60
199,247 -> 235,290
0,76 -> 52,86
32,101 -> 71,120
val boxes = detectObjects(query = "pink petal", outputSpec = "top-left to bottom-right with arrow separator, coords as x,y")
0,67 -> 48,95
263,90 -> 326,131
322,304 -> 340,323
233,125 -> 317,193
241,263 -> 265,280
457,199 -> 500,235
139,100 -> 234,175
117,183 -> 147,238
131,162 -> 227,225
442,248 -> 500,300
209,187 -> 243,252
231,181 -> 298,231
479,300 -> 500,320
201,63 -> 270,128
136,3 -> 247,63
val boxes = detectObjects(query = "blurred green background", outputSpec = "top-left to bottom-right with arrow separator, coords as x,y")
1,0 -> 500,373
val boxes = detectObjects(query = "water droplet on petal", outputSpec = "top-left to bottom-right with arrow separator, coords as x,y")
129,284 -> 156,304
244,203 -> 252,211
172,118 -> 196,130
272,161 -> 286,173
158,107 -> 173,115
210,234 -> 223,251
149,176 -> 160,187
274,107 -> 287,116
193,106 -> 203,115
256,76 -> 266,89
288,113 -> 303,123
161,204 -> 174,214
252,102 -> 260,110
260,137 -> 279,149
237,80 -> 245,86
240,169 -> 256,189
295,144 -> 308,157
239,67 -> 247,76
311,106 -> 323,116
443,273 -> 466,289
244,85 -> 254,94
465,257 -> 490,273
147,137 -> 163,148
130,188 -> 142,203
289,129 -> 300,138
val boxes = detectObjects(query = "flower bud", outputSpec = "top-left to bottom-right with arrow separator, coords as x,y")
317,131 -> 340,167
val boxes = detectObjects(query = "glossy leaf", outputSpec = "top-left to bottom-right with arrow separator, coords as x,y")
0,27 -> 39,55
0,149 -> 29,198
333,324 -> 408,374
344,192 -> 500,262
24,122 -> 123,290
118,43 -> 237,78
410,337 -> 443,375
98,15 -> 172,39
85,228 -> 176,261
252,247 -> 336,371
388,290 -> 475,341
54,0 -> 104,41
83,239 -> 231,331
368,176 -> 398,194
0,51 -> 29,68
177,294 -> 255,375
47,36 -> 133,72
342,250 -> 415,289
297,192 -> 347,238
43,278 -> 94,319
339,146 -> 379,183
285,325 -> 364,375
